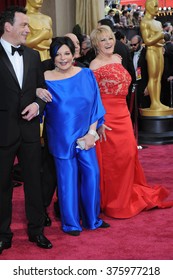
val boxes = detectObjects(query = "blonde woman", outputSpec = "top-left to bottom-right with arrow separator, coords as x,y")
89,25 -> 173,218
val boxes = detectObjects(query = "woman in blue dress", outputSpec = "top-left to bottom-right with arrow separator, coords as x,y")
38,37 -> 110,236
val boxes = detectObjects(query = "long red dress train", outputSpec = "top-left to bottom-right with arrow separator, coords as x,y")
93,63 -> 173,218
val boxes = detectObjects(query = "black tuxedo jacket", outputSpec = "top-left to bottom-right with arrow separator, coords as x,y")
114,40 -> 134,78
0,44 -> 45,146
161,42 -> 173,106
131,47 -> 148,89
163,42 -> 173,79
131,47 -> 149,108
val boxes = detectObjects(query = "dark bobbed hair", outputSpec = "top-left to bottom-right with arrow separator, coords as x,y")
50,36 -> 76,61
0,6 -> 26,35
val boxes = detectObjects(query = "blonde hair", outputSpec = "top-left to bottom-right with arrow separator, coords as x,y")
90,25 -> 115,54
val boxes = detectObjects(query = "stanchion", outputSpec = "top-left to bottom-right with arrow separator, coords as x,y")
130,83 -> 147,149
133,84 -> 139,144
129,83 -> 136,115
170,79 -> 173,108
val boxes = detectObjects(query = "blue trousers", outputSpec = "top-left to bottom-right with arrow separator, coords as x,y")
54,148 -> 102,232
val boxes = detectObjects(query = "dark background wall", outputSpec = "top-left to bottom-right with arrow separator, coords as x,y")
0,0 -> 26,12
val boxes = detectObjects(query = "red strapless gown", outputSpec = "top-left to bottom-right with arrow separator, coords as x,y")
94,63 -> 173,218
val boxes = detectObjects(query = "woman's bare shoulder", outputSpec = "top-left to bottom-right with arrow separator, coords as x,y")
89,58 -> 102,70
114,53 -> 122,64
44,70 -> 55,80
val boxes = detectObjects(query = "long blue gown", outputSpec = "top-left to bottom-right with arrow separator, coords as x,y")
45,68 -> 105,232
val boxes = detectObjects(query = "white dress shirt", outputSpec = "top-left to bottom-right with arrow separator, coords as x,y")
133,46 -> 143,71
1,37 -> 24,88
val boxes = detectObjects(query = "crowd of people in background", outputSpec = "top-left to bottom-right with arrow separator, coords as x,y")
73,1 -> 173,109
104,1 -> 143,28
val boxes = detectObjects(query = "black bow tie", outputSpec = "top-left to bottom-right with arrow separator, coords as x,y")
11,46 -> 24,56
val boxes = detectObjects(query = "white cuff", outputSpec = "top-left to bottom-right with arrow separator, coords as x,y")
33,102 -> 39,116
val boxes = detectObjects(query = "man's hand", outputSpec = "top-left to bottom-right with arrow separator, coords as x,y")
21,103 -> 39,121
144,87 -> 149,96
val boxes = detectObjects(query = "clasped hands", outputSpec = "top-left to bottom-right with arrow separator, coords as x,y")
77,124 -> 112,150
77,133 -> 96,150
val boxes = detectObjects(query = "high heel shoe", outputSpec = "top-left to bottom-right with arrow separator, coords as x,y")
99,221 -> 110,228
65,230 -> 80,236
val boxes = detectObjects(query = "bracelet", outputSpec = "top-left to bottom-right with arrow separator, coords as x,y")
88,129 -> 99,141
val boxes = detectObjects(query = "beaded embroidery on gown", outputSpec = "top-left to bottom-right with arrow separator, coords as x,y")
94,63 -> 173,218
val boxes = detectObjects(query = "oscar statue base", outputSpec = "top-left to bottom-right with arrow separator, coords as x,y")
140,107 -> 173,117
138,108 -> 173,145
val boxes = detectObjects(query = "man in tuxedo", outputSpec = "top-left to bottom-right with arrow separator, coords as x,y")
161,32 -> 173,106
0,6 -> 52,254
130,35 -> 150,109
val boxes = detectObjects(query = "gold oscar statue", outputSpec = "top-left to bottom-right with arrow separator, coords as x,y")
25,0 -> 53,61
140,0 -> 173,116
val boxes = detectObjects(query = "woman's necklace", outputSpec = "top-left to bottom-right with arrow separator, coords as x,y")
54,65 -> 76,78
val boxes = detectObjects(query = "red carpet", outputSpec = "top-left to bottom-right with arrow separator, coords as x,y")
0,144 -> 173,260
